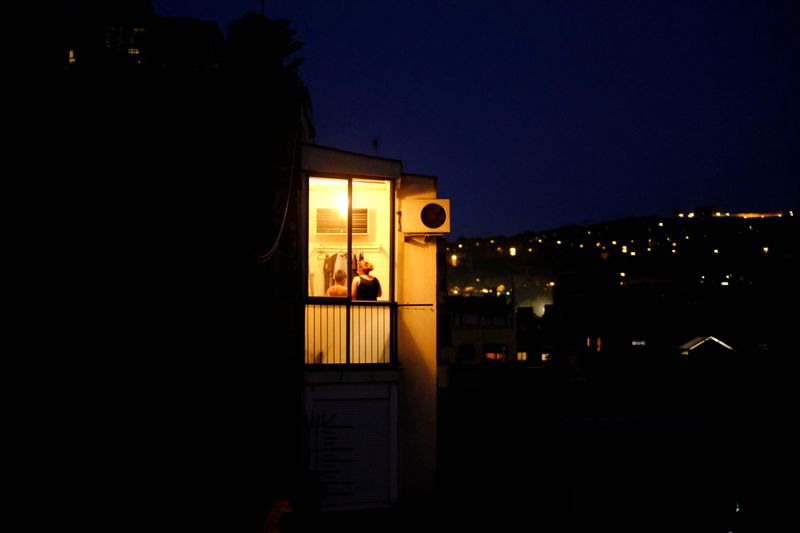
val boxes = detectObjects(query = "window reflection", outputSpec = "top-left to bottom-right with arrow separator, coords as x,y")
308,177 -> 391,301
308,178 -> 348,297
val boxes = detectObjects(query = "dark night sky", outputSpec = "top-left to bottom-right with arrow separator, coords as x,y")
155,0 -> 799,239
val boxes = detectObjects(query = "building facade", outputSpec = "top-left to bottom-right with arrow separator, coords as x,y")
300,144 -> 449,510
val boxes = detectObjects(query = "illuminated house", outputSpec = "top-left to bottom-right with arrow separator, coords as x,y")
301,144 -> 450,510
679,336 -> 738,370
679,336 -> 736,356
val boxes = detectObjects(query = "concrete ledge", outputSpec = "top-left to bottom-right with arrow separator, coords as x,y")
303,144 -> 402,178
305,368 -> 400,385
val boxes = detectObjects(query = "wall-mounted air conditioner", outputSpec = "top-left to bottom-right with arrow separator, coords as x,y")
401,199 -> 450,234
316,207 -> 369,234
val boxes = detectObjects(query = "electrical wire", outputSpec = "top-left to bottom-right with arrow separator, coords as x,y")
256,121 -> 300,263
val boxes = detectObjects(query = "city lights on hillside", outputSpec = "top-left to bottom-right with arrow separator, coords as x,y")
674,209 -> 786,219
445,210 -> 791,300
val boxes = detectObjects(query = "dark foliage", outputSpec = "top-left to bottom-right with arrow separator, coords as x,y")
7,4 -> 309,532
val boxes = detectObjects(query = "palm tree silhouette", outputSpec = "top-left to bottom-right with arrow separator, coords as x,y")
224,11 -> 314,142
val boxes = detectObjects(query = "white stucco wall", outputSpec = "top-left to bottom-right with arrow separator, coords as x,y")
395,174 -> 440,501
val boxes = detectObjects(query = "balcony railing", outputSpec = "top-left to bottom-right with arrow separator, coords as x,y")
304,301 -> 395,365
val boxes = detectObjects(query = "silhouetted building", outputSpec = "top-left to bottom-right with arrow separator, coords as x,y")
54,1 -> 221,72
444,296 -> 516,364
13,6 -> 314,532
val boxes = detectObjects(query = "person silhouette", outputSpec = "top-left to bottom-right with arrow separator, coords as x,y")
326,270 -> 348,297
351,260 -> 382,300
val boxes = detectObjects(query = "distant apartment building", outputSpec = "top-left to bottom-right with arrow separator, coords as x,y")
59,3 -> 222,71
442,296 -> 516,364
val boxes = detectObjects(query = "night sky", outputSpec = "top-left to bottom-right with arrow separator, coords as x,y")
155,0 -> 799,239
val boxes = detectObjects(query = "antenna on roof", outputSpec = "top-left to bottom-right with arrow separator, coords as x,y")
371,137 -> 380,156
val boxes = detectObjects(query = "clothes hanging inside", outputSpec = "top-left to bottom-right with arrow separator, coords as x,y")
323,252 -> 348,291
351,252 -> 364,277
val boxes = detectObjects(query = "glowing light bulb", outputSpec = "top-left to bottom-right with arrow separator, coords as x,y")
334,193 -> 348,218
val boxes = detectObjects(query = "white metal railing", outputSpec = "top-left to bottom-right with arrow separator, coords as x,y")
304,303 -> 393,365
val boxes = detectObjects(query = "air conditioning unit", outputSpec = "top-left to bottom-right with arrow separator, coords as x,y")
401,198 -> 450,234
316,207 -> 369,234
